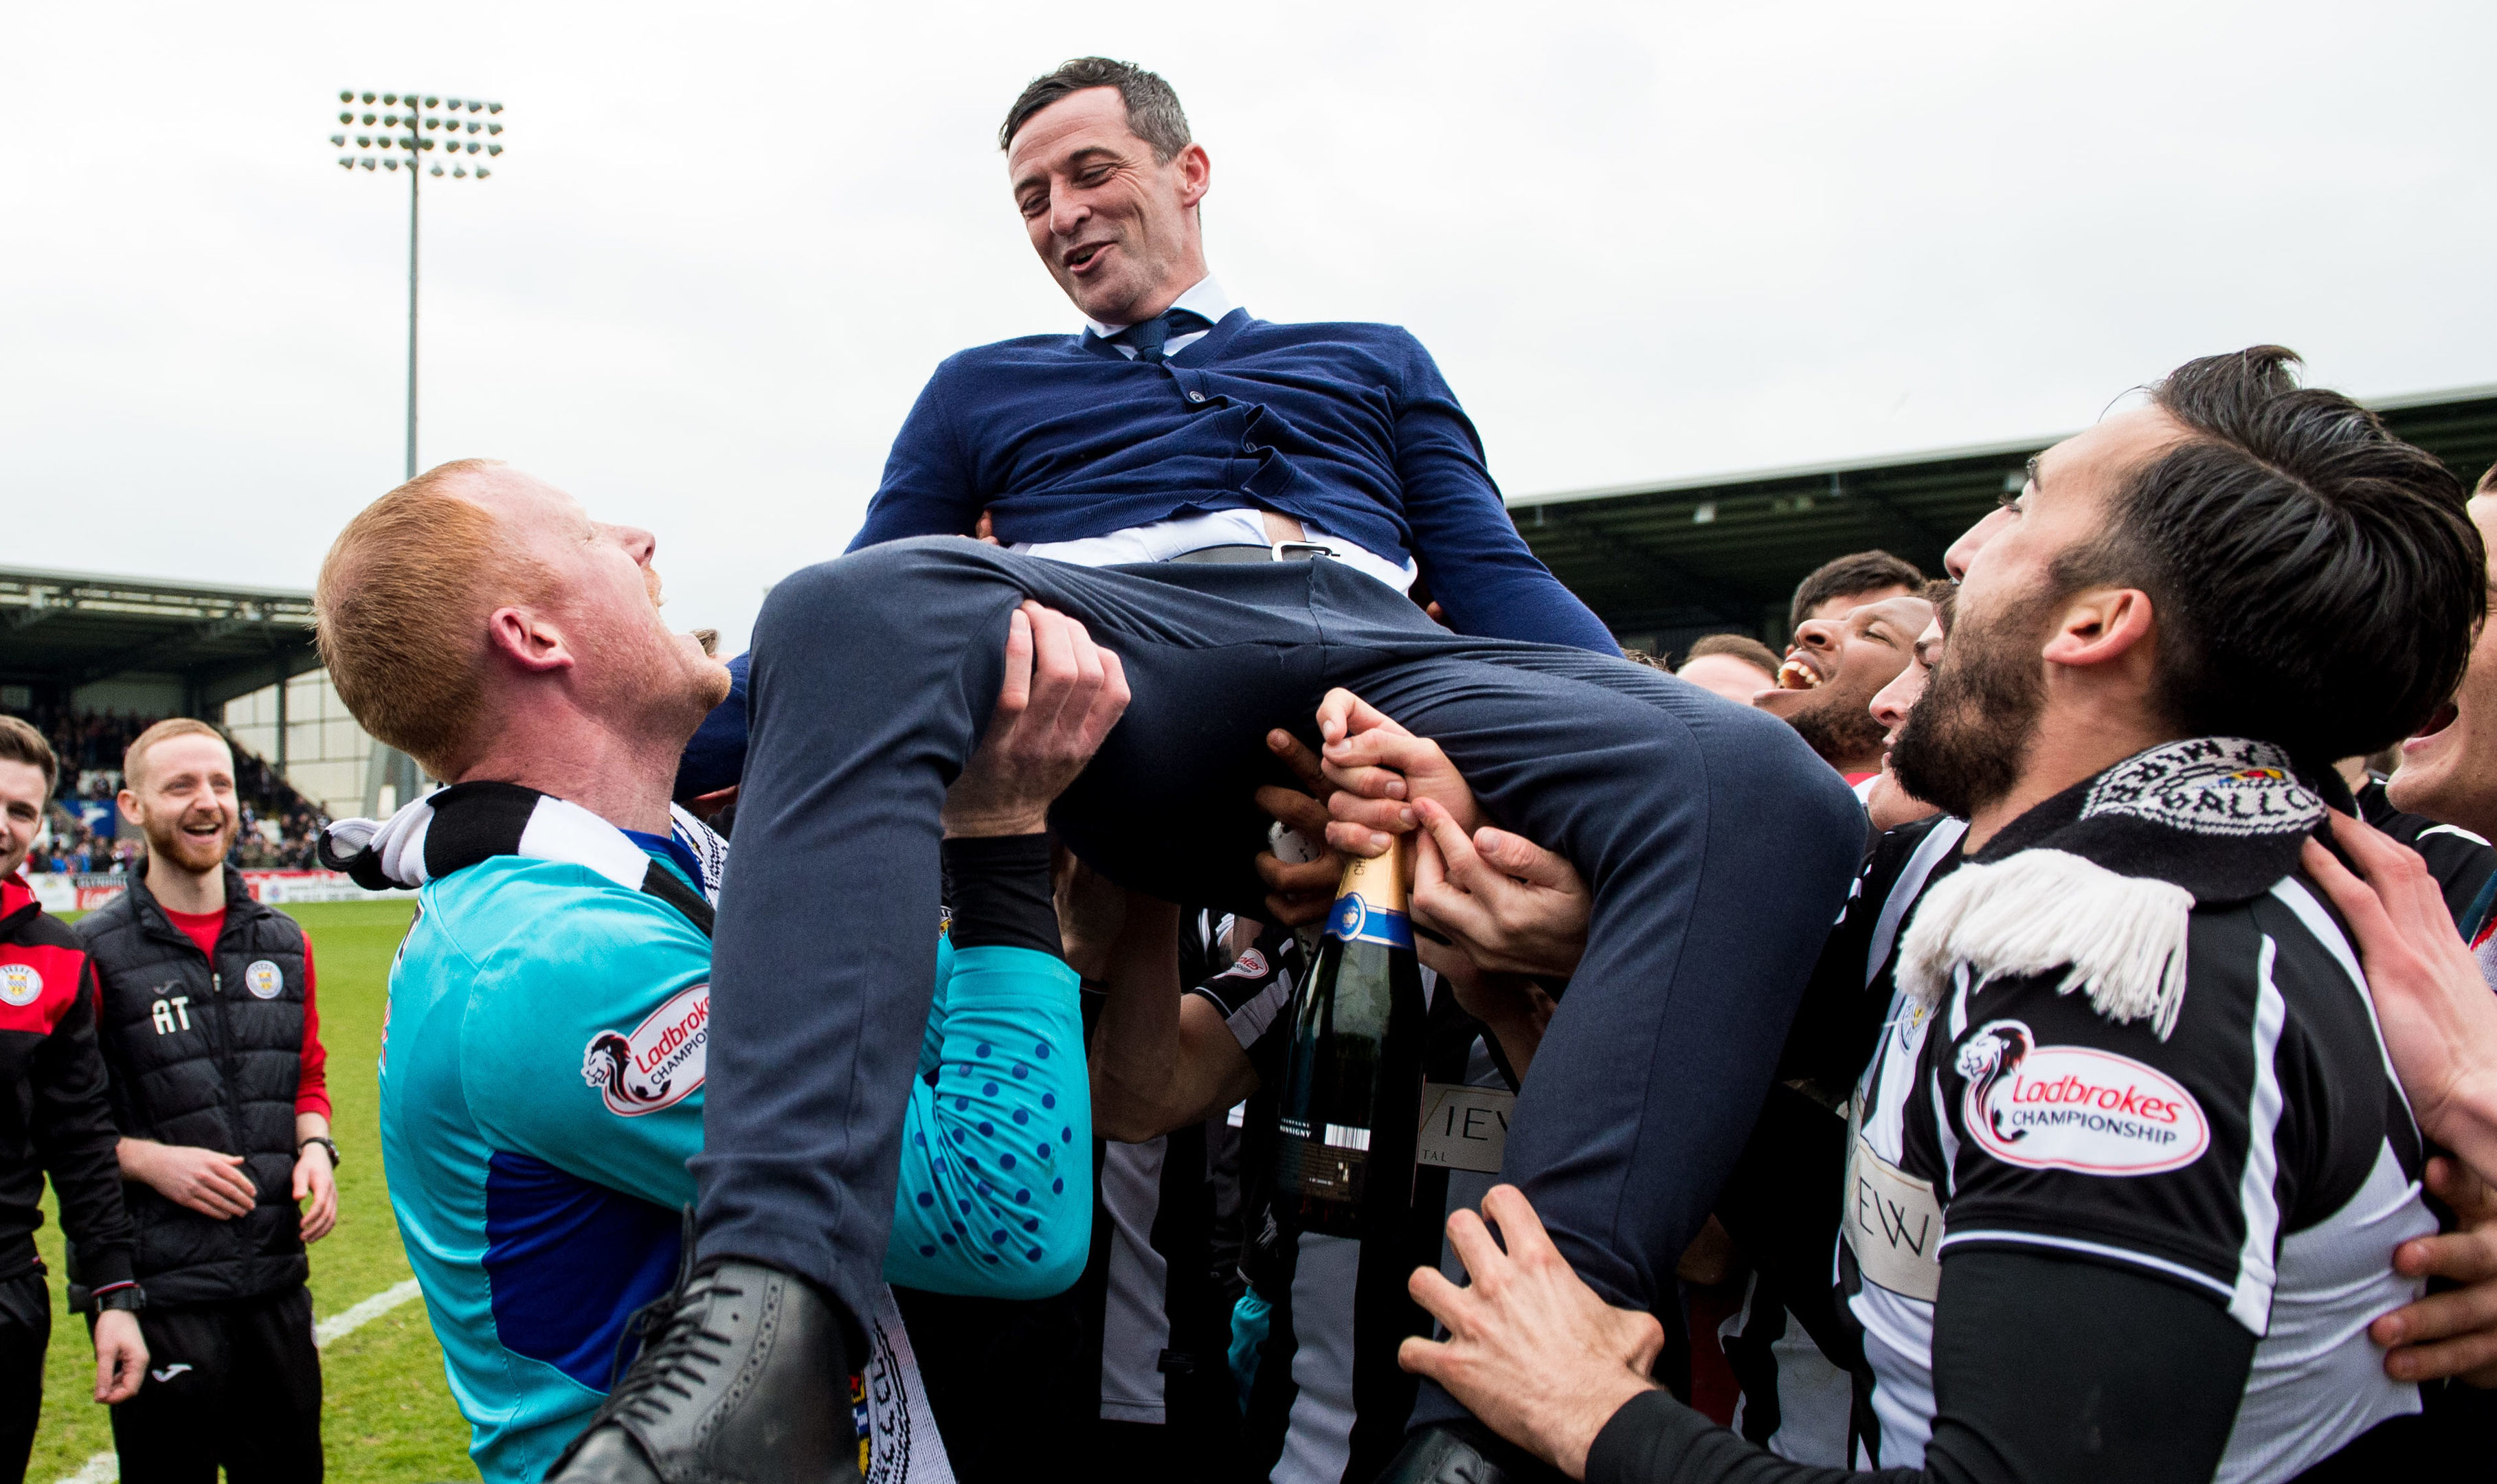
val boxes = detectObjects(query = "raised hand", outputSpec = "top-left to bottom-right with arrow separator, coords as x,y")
2372,1155 -> 2497,1386
1254,729 -> 1347,928
1411,798 -> 1589,980
1400,1185 -> 1663,1480
944,601 -> 1132,838
1312,688 -> 1483,858
2300,809 -> 2497,1181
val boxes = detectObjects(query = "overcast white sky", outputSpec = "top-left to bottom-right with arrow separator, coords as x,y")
6,1 -> 2493,653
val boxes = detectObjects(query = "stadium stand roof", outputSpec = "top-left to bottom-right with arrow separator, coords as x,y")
1513,383 -> 2497,651
0,565 -> 321,715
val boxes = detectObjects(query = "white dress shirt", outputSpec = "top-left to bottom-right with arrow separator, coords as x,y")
1021,276 -> 1421,594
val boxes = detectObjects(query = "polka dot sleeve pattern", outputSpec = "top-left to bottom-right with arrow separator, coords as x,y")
881,941 -> 1090,1298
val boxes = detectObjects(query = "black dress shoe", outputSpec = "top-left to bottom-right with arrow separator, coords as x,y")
1371,1419 -> 1570,1484
548,1259 -> 862,1484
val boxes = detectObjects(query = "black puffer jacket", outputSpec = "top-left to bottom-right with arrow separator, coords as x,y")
73,870 -> 309,1307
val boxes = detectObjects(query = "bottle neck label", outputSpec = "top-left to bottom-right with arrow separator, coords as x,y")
1325,849 -> 1413,949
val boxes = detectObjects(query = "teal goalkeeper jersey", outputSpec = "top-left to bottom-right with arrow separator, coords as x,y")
377,846 -> 1090,1484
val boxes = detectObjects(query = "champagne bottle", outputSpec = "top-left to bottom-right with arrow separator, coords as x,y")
1273,833 -> 1429,1239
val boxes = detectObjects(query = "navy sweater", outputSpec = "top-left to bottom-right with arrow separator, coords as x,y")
848,308 -> 1616,653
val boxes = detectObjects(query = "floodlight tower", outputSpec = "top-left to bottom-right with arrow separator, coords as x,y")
329,90 -> 507,480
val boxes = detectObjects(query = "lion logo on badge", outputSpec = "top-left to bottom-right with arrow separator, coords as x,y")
0,965 -> 41,1007
243,960 -> 284,1000
581,984 -> 710,1116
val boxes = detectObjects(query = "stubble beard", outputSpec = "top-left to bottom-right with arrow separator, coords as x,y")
1782,686 -> 1894,772
146,811 -> 234,877
1888,594 -> 2048,821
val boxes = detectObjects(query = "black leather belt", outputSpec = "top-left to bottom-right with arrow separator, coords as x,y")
1165,541 -> 1334,564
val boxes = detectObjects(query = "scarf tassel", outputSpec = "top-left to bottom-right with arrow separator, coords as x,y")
1900,848 -> 2196,1040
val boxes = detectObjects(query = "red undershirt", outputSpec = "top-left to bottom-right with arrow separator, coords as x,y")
158,903 -> 330,1119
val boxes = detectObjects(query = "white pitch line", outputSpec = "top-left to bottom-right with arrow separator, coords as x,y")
313,1277 -> 423,1347
54,1277 -> 426,1484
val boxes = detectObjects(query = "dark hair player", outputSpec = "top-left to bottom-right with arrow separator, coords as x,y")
1400,348 -> 2488,1484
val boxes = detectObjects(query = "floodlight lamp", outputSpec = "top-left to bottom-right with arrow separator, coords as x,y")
384,159 -> 398,170
356,135 -> 371,147
475,167 -> 491,179
361,113 -> 375,124
446,96 -> 462,109
330,133 -> 345,146
430,164 -> 444,176
470,101 -> 483,112
423,95 -> 438,106
362,157 -> 377,170
425,117 -> 440,129
453,166 -> 467,178
466,120 -> 480,133
486,142 -> 502,155
337,157 -> 352,169
486,122 -> 502,135
361,92 -> 376,103
338,112 -> 352,124
383,113 -> 397,125
487,102 -> 502,113
383,93 -> 397,104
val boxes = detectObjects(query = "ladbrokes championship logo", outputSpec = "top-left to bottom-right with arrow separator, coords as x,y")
581,983 -> 710,1116
1956,1018 -> 2208,1176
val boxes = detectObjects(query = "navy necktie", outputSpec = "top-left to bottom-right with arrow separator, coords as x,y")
1110,308 -> 1214,363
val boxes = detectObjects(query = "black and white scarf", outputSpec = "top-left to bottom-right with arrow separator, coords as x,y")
320,781 -> 727,932
317,781 -> 956,1483
1900,737 -> 2342,1040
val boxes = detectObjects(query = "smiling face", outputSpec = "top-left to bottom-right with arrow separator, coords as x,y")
1754,594 -> 1935,771
1007,86 -> 1211,326
0,758 -> 45,880
2386,493 -> 2497,834
451,468 -> 732,739
121,732 -> 238,879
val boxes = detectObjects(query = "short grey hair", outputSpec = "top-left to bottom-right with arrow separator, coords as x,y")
1000,57 -> 1191,161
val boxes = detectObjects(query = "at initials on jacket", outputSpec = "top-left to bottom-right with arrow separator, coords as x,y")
74,875 -> 312,1308
150,993 -> 193,1035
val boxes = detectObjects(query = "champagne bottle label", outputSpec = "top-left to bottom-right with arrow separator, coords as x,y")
1324,850 -> 1413,949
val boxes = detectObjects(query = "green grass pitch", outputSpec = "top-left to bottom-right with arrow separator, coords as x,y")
28,898 -> 480,1482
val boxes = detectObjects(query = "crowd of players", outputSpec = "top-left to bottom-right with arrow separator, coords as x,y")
10,50 -> 2497,1484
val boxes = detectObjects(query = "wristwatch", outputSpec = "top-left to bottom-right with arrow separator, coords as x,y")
299,1136 -> 342,1169
93,1283 -> 145,1313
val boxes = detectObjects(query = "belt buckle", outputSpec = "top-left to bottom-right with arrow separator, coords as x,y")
1272,541 -> 1330,563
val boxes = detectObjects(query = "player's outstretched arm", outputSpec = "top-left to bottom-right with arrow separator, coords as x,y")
886,598 -> 1129,1298
1404,1187 -> 2254,1484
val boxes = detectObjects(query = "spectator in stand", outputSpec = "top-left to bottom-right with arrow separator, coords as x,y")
76,719 -> 337,1483
1673,635 -> 1780,706
0,717 -> 149,1475
1785,551 -> 1923,635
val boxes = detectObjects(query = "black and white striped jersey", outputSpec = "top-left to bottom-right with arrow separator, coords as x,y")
1848,873 -> 2432,1483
